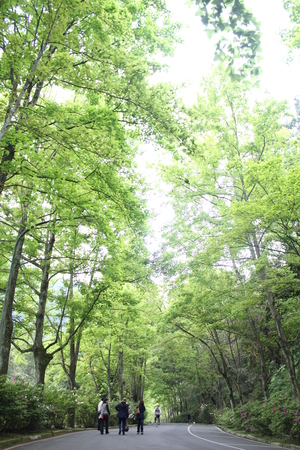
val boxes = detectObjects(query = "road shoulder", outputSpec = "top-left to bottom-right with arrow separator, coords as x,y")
217,426 -> 300,450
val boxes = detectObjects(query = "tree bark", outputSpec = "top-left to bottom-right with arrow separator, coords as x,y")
33,346 -> 53,385
90,357 -> 99,393
248,314 -> 269,401
212,330 -> 235,412
0,211 -> 28,375
33,229 -> 55,385
0,143 -> 15,195
118,345 -> 124,400
227,330 -> 243,406
242,225 -> 300,400
66,320 -> 81,391
259,269 -> 300,400
61,234 -> 99,394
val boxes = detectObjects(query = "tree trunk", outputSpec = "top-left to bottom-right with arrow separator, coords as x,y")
227,330 -> 243,406
260,269 -> 300,400
0,211 -> 27,375
63,233 -> 98,397
224,372 -> 235,412
68,322 -> 81,390
67,327 -> 79,428
141,359 -> 146,400
33,346 -> 53,385
107,343 -> 112,401
33,229 -> 55,385
0,143 -> 15,196
214,379 -> 225,409
212,330 -> 236,412
249,314 -> 269,401
118,346 -> 124,400
248,232 -> 300,400
60,260 -> 82,426
89,357 -> 99,393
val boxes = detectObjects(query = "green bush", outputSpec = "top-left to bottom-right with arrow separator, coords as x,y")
168,407 -> 214,425
75,390 -> 99,428
214,407 -> 234,429
43,386 -> 76,428
170,413 -> 187,423
0,376 -> 46,432
268,395 -> 299,439
215,394 -> 300,441
0,377 -> 102,432
42,386 -> 102,428
236,401 -> 271,435
199,405 -> 214,424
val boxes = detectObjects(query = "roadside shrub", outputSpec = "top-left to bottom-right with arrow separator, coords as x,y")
199,405 -> 214,424
236,401 -> 271,435
0,377 -> 116,432
168,406 -> 214,424
43,386 -> 76,428
214,407 -> 234,429
0,375 -> 46,432
108,413 -> 119,427
268,394 -> 299,439
170,413 -> 187,423
75,390 -> 99,428
215,394 -> 300,441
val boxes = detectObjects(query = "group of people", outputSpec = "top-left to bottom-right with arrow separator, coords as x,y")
97,397 -> 162,435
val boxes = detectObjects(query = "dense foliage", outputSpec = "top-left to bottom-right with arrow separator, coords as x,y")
153,66 -> 300,441
0,0 -> 300,445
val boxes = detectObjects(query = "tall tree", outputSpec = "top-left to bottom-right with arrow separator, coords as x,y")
160,67 -> 300,400
0,0 -> 184,194
0,95 -> 150,377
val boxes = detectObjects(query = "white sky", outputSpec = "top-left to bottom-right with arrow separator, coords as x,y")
153,0 -> 300,106
143,0 -> 300,253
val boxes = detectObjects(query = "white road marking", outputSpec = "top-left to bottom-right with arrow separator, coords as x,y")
188,426 -> 288,450
214,426 -> 286,448
188,425 -> 247,450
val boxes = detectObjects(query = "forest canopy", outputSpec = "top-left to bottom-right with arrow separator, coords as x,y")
0,0 -> 300,442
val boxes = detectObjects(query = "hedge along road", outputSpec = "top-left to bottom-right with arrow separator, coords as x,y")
3,424 -> 291,450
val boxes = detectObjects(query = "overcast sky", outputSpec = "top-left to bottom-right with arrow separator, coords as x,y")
143,0 -> 300,252
156,0 -> 300,106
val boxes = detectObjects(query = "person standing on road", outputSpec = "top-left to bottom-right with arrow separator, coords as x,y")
187,412 -> 191,424
99,398 -> 110,435
97,396 -> 105,433
115,397 -> 129,435
136,399 -> 146,435
154,404 -> 161,426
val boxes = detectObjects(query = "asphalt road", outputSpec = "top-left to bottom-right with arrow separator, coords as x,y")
5,424 -> 291,450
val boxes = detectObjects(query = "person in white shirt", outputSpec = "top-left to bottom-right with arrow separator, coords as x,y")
154,404 -> 161,426
99,398 -> 110,435
97,396 -> 105,433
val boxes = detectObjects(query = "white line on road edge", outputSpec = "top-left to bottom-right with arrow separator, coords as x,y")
215,426 -> 287,449
188,425 -> 247,450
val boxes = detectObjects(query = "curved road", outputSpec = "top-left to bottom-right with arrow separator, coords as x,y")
5,424 -> 290,450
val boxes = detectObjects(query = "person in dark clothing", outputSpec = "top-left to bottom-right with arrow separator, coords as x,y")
187,412 -> 191,424
136,399 -> 146,435
115,398 -> 129,435
99,398 -> 110,435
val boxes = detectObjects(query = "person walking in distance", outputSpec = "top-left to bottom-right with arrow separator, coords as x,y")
115,397 -> 129,435
135,399 -> 146,435
99,398 -> 110,435
187,412 -> 191,424
154,404 -> 161,426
